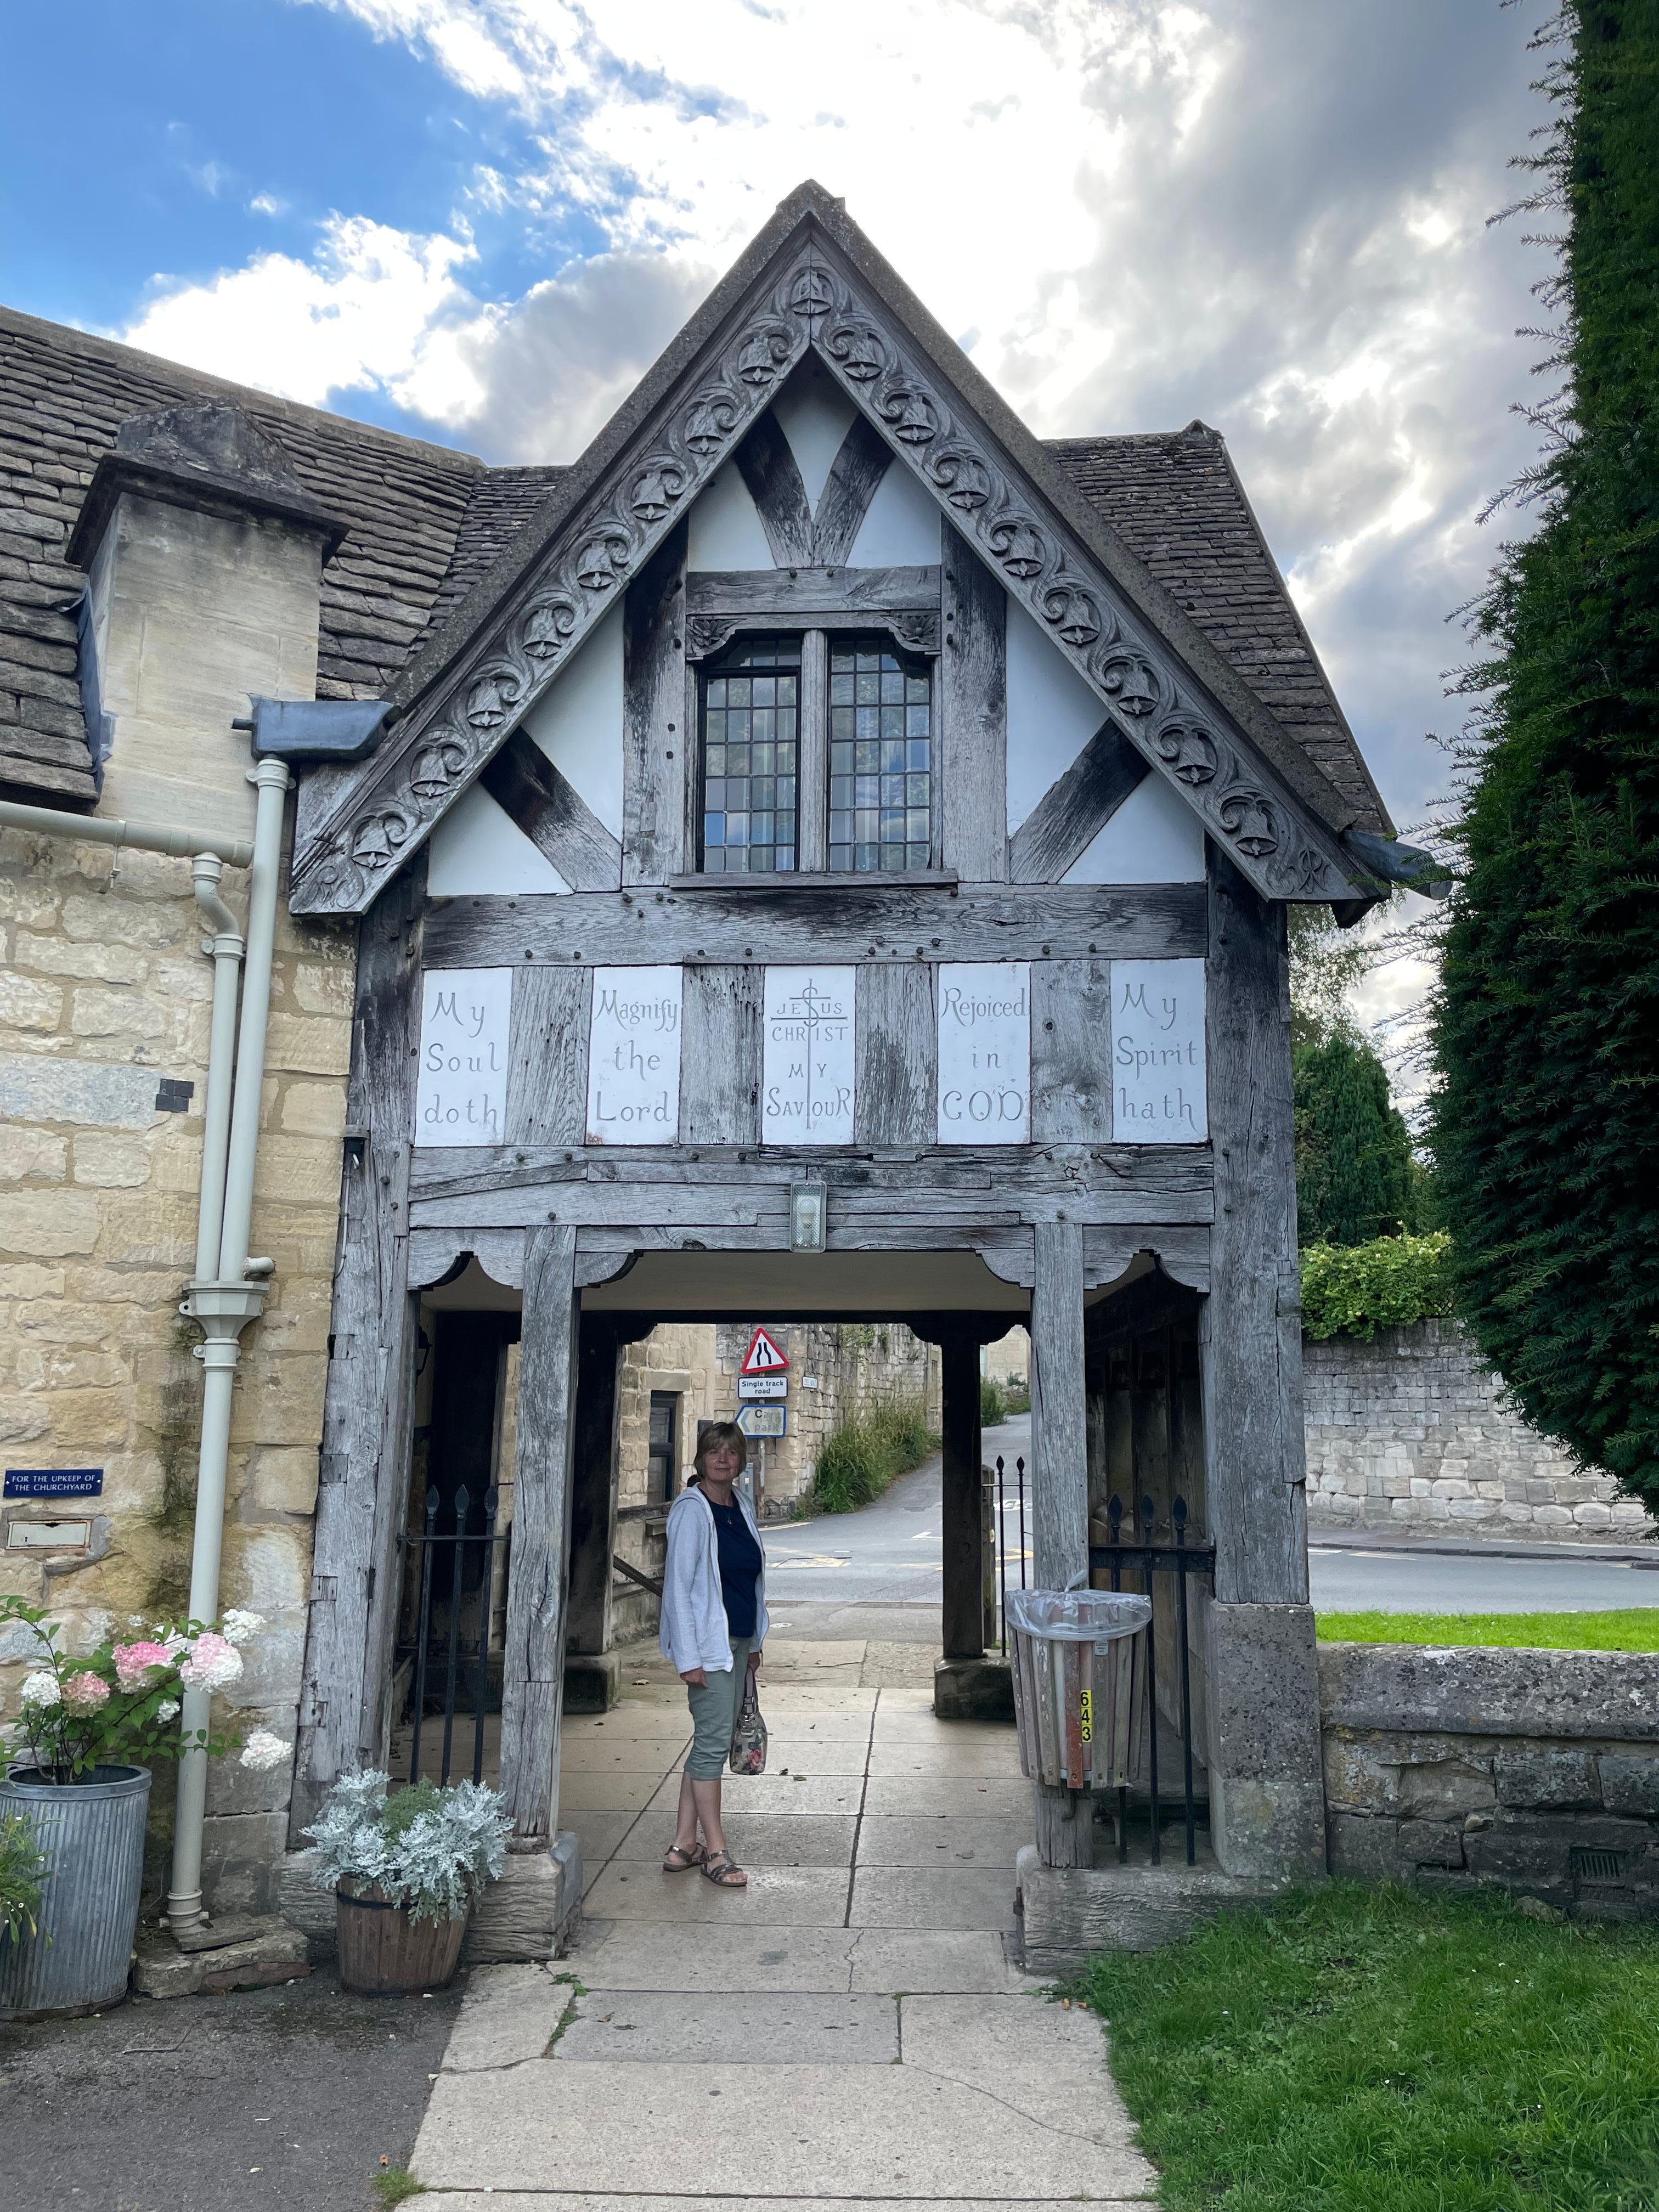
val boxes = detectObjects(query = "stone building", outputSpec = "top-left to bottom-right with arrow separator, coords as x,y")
1,181 -> 1443,1934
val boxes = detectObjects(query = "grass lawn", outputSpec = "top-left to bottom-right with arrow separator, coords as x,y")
1077,1882 -> 1659,2212
1316,1609 -> 1659,1651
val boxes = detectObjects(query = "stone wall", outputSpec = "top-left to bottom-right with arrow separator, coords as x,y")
1321,1641 -> 1659,1919
1304,1318 -> 1653,1544
0,826 -> 355,1908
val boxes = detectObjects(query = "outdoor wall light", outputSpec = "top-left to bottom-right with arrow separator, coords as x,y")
789,1180 -> 827,1253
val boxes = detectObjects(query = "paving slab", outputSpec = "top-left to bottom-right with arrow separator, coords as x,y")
554,1989 -> 895,2064
851,1865 -> 1017,1931
862,1775 -> 1034,1816
646,1771 -> 862,1815
558,1771 -> 672,1813
872,1711 -> 1018,1743
899,1994 -> 1149,2158
559,1736 -> 691,1773
569,1921 -> 1023,1994
746,1706 -> 877,1739
584,1862 -> 850,1925
442,1965 -> 575,2072
413,2058 -> 1150,2198
612,1812 -> 859,1867
564,1809 -> 640,1869
567,1708 -> 694,1736
868,1739 -> 1026,1776
734,1735 -> 870,1775
855,1812 -> 1032,1867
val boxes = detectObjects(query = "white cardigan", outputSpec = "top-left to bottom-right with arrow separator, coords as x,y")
658,1481 -> 769,1677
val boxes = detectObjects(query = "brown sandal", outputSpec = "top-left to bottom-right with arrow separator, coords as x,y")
702,1851 -> 748,1888
662,1843 -> 706,1873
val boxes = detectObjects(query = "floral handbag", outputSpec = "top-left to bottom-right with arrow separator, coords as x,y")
728,1663 -> 768,1776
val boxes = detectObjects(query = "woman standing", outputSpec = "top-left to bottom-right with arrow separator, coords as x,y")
659,1421 -> 768,1889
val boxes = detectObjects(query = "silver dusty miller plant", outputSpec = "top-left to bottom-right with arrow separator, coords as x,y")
303,1770 -> 510,1924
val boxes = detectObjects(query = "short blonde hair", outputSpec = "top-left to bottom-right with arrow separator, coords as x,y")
691,1420 -> 748,1481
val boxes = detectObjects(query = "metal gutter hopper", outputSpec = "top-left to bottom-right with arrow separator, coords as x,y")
1340,830 -> 1455,900
240,696 -> 392,762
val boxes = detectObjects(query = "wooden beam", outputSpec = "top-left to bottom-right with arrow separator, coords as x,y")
680,964 -> 761,1145
622,519 -> 688,886
1201,846 -> 1308,1605
409,1177 -> 1209,1232
1030,959 -> 1114,1144
498,1223 -> 581,1844
423,881 -> 1208,969
798,629 -> 829,872
565,1316 -> 625,1658
733,410 -> 816,566
940,1331 -> 985,1661
855,961 -> 935,1145
481,732 -> 621,895
812,414 -> 893,564
290,854 -> 426,1842
940,529 -> 1008,883
1029,1217 -> 1092,1868
505,965 -> 590,1149
686,565 -> 939,620
1008,721 -> 1150,885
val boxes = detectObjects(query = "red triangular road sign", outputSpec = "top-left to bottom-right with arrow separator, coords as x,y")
741,1325 -> 789,1375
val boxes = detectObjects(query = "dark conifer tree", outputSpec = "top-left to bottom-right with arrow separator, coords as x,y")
1294,1035 -> 1418,1247
1431,4 -> 1659,1496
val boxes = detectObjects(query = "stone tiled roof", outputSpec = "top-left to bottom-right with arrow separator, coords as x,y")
0,305 -> 1384,837
1047,424 -> 1388,833
0,307 -> 482,807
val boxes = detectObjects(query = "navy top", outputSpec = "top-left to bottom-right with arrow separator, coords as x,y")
706,1492 -> 763,1640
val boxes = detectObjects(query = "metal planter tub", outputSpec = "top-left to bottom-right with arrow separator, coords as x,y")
0,1764 -> 152,2020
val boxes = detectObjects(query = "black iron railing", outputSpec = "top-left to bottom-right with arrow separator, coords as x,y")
1092,1492 -> 1215,1867
995,1453 -> 1028,1657
401,1483 -> 505,1787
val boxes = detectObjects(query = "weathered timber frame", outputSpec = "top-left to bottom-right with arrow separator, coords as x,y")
288,187 -> 1377,917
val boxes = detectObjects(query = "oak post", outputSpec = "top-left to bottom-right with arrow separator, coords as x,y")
1029,1218 -> 1093,1867
940,1332 -> 984,1662
290,856 -> 425,1842
498,1224 -> 581,1845
565,1315 -> 625,1658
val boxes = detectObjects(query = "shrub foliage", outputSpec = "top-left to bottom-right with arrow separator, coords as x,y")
1431,5 -> 1659,1499
813,1395 -> 938,1514
1300,1232 -> 1455,1342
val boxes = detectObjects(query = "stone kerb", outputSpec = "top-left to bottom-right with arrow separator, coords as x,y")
1319,1641 -> 1659,1920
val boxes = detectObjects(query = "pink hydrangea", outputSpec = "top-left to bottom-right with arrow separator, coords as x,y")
178,1632 -> 243,1691
61,1671 -> 110,1710
113,1640 -> 174,1691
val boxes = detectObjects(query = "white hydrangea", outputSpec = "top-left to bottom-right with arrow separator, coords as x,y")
20,1671 -> 60,1709
156,1699 -> 180,1722
220,1609 -> 264,1648
239,1728 -> 291,1772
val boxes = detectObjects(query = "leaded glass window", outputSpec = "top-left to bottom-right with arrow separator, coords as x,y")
828,637 -> 933,873
699,637 -> 800,874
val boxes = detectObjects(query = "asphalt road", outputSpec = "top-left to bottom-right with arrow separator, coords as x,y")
765,1414 -> 1659,1619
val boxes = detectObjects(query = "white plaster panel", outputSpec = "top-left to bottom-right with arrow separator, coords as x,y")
936,962 -> 1031,1144
426,781 -> 570,896
415,969 -> 512,1147
772,373 -> 858,509
586,966 -> 682,1144
1110,958 -> 1206,1143
762,966 -> 856,1144
1005,597 -> 1105,834
519,600 -> 625,836
848,459 -> 942,568
1064,769 -> 1205,884
688,458 -> 774,570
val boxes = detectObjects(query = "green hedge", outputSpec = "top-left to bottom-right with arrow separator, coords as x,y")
1300,1231 -> 1455,1342
813,1395 -> 938,1514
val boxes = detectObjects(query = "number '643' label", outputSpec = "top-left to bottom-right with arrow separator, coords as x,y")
1079,1689 -> 1093,1743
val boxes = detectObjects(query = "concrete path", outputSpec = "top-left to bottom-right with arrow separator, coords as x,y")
408,1660 -> 1155,2207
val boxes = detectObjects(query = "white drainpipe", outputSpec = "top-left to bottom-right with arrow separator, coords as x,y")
167,757 -> 291,1929
0,770 -> 290,1933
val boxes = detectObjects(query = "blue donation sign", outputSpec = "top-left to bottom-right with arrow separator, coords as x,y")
5,1468 -> 103,1499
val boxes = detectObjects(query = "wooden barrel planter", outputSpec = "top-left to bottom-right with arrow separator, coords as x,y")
335,1877 -> 467,1994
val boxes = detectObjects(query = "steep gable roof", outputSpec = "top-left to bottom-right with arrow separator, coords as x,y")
289,182 -> 1383,913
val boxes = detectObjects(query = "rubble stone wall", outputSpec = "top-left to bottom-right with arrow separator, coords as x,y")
1321,1641 -> 1659,1920
1304,1318 -> 1653,1543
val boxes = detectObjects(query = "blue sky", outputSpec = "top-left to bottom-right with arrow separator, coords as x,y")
4,0 -> 1553,892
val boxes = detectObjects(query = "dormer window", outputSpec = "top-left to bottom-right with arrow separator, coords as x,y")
696,628 -> 934,877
